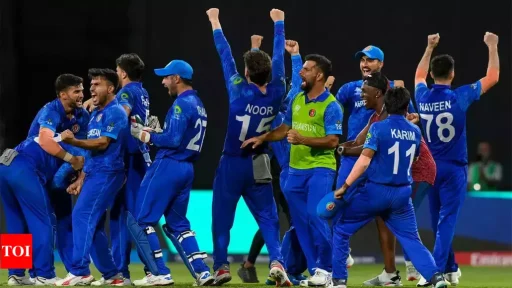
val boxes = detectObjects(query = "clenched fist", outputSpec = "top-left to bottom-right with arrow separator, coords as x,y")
484,32 -> 498,47
251,35 -> 263,49
206,8 -> 219,21
325,76 -> 335,91
270,9 -> 284,22
285,40 -> 299,55
428,33 -> 440,49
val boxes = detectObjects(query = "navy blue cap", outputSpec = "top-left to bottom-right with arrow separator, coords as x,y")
355,45 -> 384,62
154,60 -> 193,79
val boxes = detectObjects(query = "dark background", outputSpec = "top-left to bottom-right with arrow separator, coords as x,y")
1,0 -> 511,190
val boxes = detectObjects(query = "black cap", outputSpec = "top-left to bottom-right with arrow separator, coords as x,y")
363,71 -> 389,94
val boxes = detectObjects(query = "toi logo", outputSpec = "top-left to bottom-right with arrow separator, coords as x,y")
0,234 -> 32,269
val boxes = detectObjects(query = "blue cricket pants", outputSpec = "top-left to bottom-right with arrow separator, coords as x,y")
402,181 -> 432,262
278,166 -> 307,275
212,155 -> 283,271
428,162 -> 466,273
111,153 -> 147,278
135,157 -> 209,276
0,156 -> 56,279
70,171 -> 124,278
333,181 -> 439,281
284,167 -> 334,274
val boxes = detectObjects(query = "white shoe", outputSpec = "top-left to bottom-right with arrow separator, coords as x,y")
8,275 -> 34,286
132,274 -> 173,286
91,273 -> 124,286
55,273 -> 94,286
405,261 -> 421,281
363,269 -> 403,286
457,268 -> 462,278
269,261 -> 292,287
346,249 -> 355,268
308,268 -> 331,286
194,271 -> 215,286
29,278 -> 36,285
416,276 -> 429,287
34,277 -> 61,286
444,271 -> 459,286
123,278 -> 132,286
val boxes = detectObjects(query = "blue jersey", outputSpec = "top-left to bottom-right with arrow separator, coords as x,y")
336,80 -> 415,141
269,53 -> 303,169
14,137 -> 61,185
150,90 -> 207,162
117,82 -> 150,154
213,20 -> 286,156
364,115 -> 421,186
27,99 -> 90,138
84,99 -> 127,173
415,82 -> 481,165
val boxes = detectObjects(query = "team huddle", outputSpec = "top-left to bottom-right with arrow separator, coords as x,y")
0,7 -> 500,288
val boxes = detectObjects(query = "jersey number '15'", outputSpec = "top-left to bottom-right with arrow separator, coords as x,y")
388,141 -> 416,176
420,112 -> 455,143
236,115 -> 275,141
187,119 -> 207,152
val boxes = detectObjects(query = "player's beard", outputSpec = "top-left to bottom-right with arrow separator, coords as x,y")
301,80 -> 313,94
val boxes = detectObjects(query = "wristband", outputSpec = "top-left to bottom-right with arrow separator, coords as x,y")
63,152 -> 73,162
337,145 -> 345,155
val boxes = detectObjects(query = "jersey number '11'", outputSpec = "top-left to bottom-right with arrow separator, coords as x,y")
388,142 -> 416,176
236,115 -> 275,141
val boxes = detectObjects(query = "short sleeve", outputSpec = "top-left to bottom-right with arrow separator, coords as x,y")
101,108 -> 127,140
414,83 -> 429,102
38,108 -> 61,132
455,81 -> 482,112
324,101 -> 343,135
118,89 -> 135,110
363,123 -> 379,152
335,82 -> 352,106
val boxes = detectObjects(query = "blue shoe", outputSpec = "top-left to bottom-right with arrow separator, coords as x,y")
265,275 -> 277,286
289,274 -> 307,286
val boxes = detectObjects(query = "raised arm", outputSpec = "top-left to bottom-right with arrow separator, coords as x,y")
283,40 -> 302,102
415,33 -> 439,87
479,32 -> 500,95
270,9 -> 285,82
207,8 -> 238,85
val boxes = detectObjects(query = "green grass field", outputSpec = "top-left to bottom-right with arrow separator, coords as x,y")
0,263 -> 510,287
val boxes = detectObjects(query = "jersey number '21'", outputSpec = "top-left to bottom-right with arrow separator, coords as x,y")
420,112 -> 455,143
187,119 -> 207,152
388,142 -> 416,175
236,115 -> 275,141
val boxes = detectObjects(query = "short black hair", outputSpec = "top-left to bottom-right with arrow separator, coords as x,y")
181,78 -> 193,86
305,54 -> 332,81
116,53 -> 145,81
88,68 -> 119,90
385,87 -> 411,115
55,74 -> 83,96
243,50 -> 272,86
363,71 -> 389,95
430,54 -> 454,80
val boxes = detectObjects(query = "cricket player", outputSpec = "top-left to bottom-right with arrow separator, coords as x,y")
1,74 -> 87,285
207,8 -> 291,286
238,37 -> 308,286
243,53 -> 343,286
127,59 -> 214,286
334,45 -> 415,273
414,32 -> 499,286
56,68 -> 128,286
49,109 -> 91,274
322,72 -> 436,286
110,53 -> 151,284
330,86 -> 448,288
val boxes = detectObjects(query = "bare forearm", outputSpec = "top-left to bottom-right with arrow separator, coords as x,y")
415,47 -> 434,80
263,124 -> 288,142
345,155 -> 372,186
342,145 -> 363,156
210,20 -> 221,31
